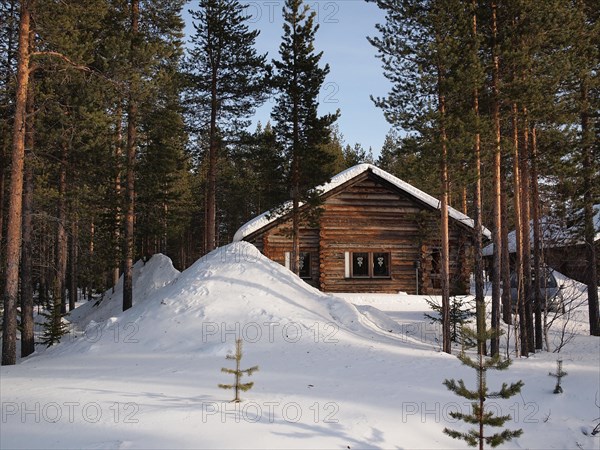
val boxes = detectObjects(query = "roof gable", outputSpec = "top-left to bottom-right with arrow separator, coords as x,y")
233,163 -> 492,242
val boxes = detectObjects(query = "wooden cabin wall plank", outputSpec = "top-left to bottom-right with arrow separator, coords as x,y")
245,171 -> 474,294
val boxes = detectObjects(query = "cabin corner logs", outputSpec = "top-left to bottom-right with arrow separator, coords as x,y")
243,170 -> 478,294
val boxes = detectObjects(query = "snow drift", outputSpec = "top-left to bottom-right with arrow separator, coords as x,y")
1,242 -> 598,450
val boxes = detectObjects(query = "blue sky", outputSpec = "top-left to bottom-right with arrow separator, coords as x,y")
184,0 -> 393,157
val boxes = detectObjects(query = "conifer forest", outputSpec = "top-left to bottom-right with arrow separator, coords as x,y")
0,0 -> 598,374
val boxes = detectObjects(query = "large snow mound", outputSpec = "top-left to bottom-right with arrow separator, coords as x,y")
60,242 -> 416,358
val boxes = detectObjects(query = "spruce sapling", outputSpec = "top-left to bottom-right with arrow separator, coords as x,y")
548,359 -> 567,394
443,327 -> 524,449
425,295 -> 476,344
38,301 -> 69,347
219,339 -> 259,402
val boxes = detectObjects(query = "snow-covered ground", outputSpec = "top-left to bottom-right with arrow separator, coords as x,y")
1,242 -> 599,449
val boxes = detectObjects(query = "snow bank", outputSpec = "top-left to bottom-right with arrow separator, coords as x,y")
68,253 -> 180,329
60,242 -> 413,357
1,243 -> 598,450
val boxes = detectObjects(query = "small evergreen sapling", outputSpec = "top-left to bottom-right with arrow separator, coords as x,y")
443,327 -> 524,449
218,339 -> 258,402
425,296 -> 476,344
38,301 -> 69,347
549,359 -> 567,394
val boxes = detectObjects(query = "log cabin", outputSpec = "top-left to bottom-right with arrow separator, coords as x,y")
233,164 -> 491,294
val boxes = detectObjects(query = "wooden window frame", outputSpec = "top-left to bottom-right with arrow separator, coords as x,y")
285,251 -> 313,280
299,252 -> 312,279
346,251 -> 391,279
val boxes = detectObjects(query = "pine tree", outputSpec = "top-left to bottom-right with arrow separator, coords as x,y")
443,327 -> 524,449
218,338 -> 259,403
425,296 -> 476,344
185,0 -> 269,253
122,0 -> 140,313
225,122 -> 287,237
343,143 -> 373,167
2,0 -> 34,366
367,0 -> 474,354
377,129 -> 399,172
0,0 -> 19,270
122,0 -> 185,310
549,359 -> 567,394
271,0 -> 339,275
572,0 -> 600,337
38,299 -> 69,347
137,50 -> 191,260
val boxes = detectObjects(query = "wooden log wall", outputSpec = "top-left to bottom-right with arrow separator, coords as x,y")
247,172 -> 474,294
254,222 -> 320,288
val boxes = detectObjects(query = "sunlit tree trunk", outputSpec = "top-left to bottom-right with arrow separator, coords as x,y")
437,65 -> 451,355
2,0 -> 33,366
490,0 -> 502,356
472,0 -> 486,356
520,108 -> 533,355
511,104 -> 523,352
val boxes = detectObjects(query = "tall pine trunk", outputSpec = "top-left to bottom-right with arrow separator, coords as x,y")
206,67 -> 218,253
0,143 -> 5,271
291,160 -> 300,276
500,168 -> 511,327
123,0 -> 139,312
581,77 -> 600,336
490,0 -> 502,356
0,0 -> 18,275
511,104 -> 524,352
69,217 -> 78,311
530,126 -> 543,349
2,0 -> 32,366
56,142 -> 68,316
473,14 -> 487,355
472,0 -> 486,356
88,219 -> 94,299
20,155 -> 34,357
520,108 -> 533,355
290,91 -> 301,276
19,75 -> 35,358
436,62 -> 451,355
521,107 -> 535,356
113,105 -> 123,290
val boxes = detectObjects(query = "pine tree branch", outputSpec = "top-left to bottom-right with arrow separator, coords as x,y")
29,51 -> 124,89
30,51 -> 92,73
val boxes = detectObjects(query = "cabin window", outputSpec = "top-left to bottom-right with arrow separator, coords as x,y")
373,252 -> 390,277
347,252 -> 391,278
299,252 -> 311,279
352,252 -> 370,277
284,251 -> 313,279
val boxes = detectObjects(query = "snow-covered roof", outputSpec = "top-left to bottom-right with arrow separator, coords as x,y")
482,204 -> 600,257
233,163 -> 492,242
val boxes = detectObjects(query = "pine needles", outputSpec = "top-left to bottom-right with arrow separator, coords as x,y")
218,339 -> 258,403
443,327 -> 524,449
